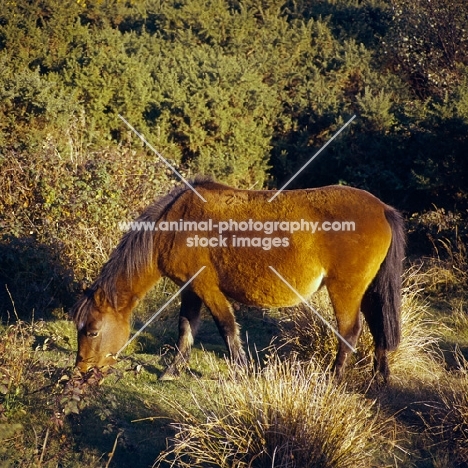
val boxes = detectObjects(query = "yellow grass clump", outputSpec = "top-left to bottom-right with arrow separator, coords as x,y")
154,355 -> 394,468
420,351 -> 468,465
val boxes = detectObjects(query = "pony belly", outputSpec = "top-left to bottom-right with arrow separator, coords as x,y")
224,269 -> 325,309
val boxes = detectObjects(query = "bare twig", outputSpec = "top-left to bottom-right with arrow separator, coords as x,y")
38,428 -> 50,467
105,430 -> 124,468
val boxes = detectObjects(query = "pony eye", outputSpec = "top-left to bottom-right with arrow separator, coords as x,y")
86,331 -> 99,338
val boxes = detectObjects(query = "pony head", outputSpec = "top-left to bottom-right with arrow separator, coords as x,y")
72,287 -> 134,372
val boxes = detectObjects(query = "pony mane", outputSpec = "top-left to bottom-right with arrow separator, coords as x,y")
72,175 -> 214,329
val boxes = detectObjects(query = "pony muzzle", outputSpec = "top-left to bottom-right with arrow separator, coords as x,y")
75,353 -> 118,373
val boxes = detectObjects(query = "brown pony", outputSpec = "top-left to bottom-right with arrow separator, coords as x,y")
72,177 -> 405,381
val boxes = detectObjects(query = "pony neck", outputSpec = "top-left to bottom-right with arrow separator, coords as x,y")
113,266 -> 161,313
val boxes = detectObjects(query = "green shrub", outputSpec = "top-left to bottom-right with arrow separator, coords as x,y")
384,0 -> 468,97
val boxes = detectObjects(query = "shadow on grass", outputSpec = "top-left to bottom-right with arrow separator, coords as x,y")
130,304 -> 282,380
0,235 -> 76,321
71,383 -> 173,468
363,371 -> 468,468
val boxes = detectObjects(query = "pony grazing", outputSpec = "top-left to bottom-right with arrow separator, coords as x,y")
72,177 -> 405,381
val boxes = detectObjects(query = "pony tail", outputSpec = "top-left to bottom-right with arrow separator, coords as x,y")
362,207 -> 406,350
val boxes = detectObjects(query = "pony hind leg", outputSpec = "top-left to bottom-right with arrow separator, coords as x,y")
160,289 -> 202,380
373,347 -> 389,383
361,291 -> 391,383
327,283 -> 364,380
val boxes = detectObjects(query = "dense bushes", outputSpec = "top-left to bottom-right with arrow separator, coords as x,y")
384,0 -> 468,97
0,0 -> 467,315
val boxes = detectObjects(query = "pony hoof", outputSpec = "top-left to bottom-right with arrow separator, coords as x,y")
159,367 -> 180,381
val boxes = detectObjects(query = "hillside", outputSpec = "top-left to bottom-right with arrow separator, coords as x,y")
1,0 -> 468,466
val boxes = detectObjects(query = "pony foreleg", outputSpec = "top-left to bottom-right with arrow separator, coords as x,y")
201,290 -> 247,366
160,290 -> 202,381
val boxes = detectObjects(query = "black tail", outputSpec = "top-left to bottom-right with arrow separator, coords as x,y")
362,207 -> 406,350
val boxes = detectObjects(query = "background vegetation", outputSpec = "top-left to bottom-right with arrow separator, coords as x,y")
0,0 -> 467,466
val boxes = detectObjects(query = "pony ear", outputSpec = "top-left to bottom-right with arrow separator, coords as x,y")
93,288 -> 106,308
130,295 -> 140,309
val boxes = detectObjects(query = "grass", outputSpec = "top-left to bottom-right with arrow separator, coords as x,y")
411,351 -> 468,467
1,263 -> 468,467
154,355 -> 394,468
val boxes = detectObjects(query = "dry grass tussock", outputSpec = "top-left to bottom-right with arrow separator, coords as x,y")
277,266 -> 441,383
425,233 -> 468,294
418,351 -> 468,466
388,266 -> 442,380
154,355 -> 395,468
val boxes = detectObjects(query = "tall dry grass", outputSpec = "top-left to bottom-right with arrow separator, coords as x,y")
387,267 -> 441,380
419,351 -> 468,466
154,355 -> 394,468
